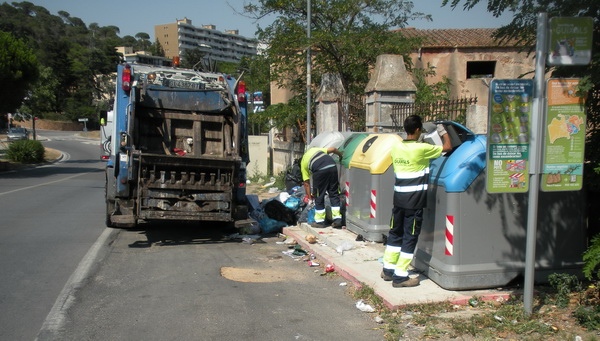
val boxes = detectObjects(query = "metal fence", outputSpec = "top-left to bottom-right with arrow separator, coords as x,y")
339,95 -> 367,132
390,97 -> 478,130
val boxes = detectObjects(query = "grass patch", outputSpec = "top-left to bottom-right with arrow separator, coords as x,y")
345,281 -> 600,341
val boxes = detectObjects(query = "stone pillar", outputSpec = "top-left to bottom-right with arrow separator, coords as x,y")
466,104 -> 488,134
365,54 -> 416,132
315,73 -> 346,135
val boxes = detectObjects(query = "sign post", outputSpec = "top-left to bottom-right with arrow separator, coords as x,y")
78,118 -> 88,132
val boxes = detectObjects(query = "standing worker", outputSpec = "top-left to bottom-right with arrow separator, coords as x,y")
381,115 -> 452,288
301,147 -> 344,228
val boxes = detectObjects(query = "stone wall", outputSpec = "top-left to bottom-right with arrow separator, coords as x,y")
19,119 -> 84,131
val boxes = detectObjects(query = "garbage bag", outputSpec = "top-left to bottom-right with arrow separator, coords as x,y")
284,196 -> 300,210
258,217 -> 287,234
285,158 -> 303,193
264,199 -> 297,226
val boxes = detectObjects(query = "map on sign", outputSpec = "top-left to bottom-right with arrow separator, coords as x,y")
547,114 -> 585,143
542,79 -> 586,192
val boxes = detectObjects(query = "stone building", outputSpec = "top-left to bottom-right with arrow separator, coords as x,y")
397,28 -> 535,105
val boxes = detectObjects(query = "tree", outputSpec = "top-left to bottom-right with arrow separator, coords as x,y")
18,65 -> 59,117
243,0 -> 430,133
244,0 -> 429,97
0,31 -> 39,115
180,47 -> 206,69
134,32 -> 151,51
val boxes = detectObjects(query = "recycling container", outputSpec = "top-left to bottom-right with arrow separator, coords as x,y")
414,122 -> 586,290
346,133 -> 403,242
308,131 -> 349,149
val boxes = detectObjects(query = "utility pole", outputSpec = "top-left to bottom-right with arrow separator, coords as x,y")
306,0 -> 312,146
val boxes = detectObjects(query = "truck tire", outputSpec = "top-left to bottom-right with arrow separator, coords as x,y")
105,199 -> 116,228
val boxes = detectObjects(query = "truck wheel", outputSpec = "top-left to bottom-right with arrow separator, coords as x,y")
106,200 -> 116,228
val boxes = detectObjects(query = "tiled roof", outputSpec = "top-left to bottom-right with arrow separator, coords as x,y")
395,28 -> 526,48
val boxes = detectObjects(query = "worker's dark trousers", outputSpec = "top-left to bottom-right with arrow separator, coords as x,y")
312,167 -> 341,223
383,206 -> 423,277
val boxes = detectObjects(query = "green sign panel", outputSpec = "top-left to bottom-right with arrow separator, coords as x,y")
541,79 -> 586,191
486,79 -> 534,193
548,17 -> 593,66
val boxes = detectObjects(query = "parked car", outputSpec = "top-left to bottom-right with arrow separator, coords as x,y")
7,127 -> 29,141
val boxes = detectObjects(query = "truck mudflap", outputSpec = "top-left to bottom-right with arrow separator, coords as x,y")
136,153 -> 241,222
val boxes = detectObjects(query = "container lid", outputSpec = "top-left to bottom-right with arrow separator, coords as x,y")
308,131 -> 346,149
338,133 -> 370,168
349,133 -> 403,174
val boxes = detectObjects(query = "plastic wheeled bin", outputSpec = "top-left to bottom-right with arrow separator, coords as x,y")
414,122 -> 587,290
337,132 -> 370,198
346,133 -> 403,242
308,131 -> 352,149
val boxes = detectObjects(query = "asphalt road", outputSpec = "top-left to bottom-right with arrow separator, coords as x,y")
1,131 -> 385,341
0,130 -> 106,341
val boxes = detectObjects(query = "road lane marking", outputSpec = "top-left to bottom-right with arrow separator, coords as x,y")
35,228 -> 117,341
0,171 -> 86,196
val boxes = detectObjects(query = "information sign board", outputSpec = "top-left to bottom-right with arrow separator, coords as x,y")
541,79 -> 586,191
486,79 -> 534,193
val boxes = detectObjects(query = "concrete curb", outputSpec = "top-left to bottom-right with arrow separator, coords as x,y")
283,223 -> 514,310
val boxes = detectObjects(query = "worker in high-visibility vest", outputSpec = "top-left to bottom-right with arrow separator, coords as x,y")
382,115 -> 452,288
300,147 -> 343,228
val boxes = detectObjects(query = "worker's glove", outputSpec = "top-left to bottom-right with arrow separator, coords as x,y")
436,124 -> 447,137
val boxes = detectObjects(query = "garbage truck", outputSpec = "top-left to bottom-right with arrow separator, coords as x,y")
104,63 -> 249,228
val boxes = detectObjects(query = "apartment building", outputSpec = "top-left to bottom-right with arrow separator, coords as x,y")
155,17 -> 258,64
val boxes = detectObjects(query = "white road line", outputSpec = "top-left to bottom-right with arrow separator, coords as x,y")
0,171 -> 87,196
35,228 -> 117,341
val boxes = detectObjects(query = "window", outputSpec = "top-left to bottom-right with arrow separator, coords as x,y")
466,61 -> 496,79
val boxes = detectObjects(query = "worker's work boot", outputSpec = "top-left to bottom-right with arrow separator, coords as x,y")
311,222 -> 325,228
331,219 -> 342,228
380,269 -> 393,281
392,276 -> 419,288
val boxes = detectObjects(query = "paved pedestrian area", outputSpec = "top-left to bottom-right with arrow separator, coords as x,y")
283,223 -> 514,309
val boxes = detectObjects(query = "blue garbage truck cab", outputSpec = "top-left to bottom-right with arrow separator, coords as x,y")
416,122 -> 586,290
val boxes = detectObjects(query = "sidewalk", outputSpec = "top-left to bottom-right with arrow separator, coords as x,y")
282,223 -> 514,309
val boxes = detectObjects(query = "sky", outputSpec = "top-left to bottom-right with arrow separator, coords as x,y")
23,0 -> 514,40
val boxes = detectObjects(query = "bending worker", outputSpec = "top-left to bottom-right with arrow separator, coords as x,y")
381,115 -> 452,288
300,147 -> 343,228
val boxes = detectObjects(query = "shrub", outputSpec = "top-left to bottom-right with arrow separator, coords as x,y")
583,233 -> 600,281
6,140 -> 45,163
548,273 -> 581,308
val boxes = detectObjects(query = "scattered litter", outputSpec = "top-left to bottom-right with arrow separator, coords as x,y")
336,241 -> 355,254
261,177 -> 276,188
278,192 -> 290,203
242,237 -> 256,244
355,234 -> 364,242
267,187 -> 279,193
292,244 -> 308,256
226,233 -> 261,242
468,298 -> 479,307
339,282 -> 347,286
282,250 -> 304,259
284,238 -> 297,245
374,316 -> 384,324
305,234 -> 317,244
355,300 -> 375,313
308,260 -> 320,267
325,264 -> 335,273
494,315 -> 504,322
